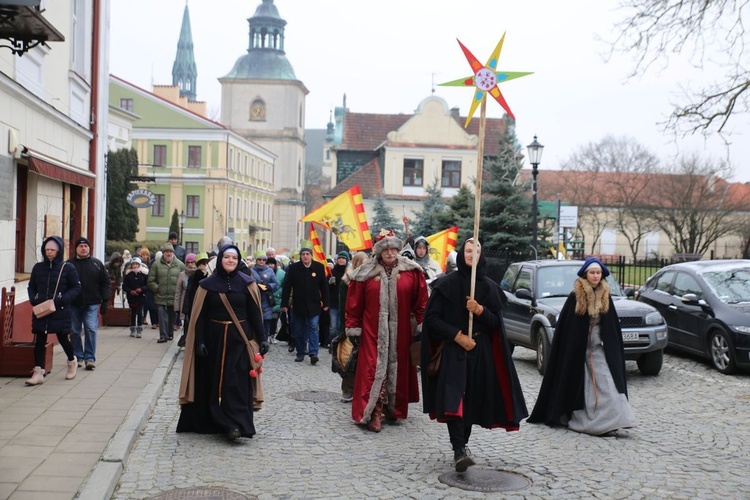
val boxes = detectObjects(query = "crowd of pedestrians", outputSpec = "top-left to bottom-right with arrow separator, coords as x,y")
24,229 -> 637,472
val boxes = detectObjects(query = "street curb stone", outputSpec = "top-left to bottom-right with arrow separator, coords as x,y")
78,342 -> 181,499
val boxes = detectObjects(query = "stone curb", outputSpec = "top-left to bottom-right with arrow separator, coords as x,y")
77,342 -> 181,500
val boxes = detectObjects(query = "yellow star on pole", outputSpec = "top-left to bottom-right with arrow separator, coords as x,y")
439,33 -> 532,127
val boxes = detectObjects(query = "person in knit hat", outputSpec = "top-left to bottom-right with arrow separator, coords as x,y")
281,246 -> 329,365
327,250 -> 350,346
528,257 -> 636,435
123,256 -> 149,338
67,236 -> 111,370
344,230 -> 428,432
148,242 -> 185,343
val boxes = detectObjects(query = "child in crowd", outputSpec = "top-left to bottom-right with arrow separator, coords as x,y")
123,256 -> 149,338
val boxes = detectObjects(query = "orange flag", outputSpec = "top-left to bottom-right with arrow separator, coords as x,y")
310,224 -> 331,277
426,226 -> 459,272
301,185 -> 373,251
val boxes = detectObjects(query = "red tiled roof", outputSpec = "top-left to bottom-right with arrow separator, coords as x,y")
340,111 -> 507,157
326,157 -> 382,198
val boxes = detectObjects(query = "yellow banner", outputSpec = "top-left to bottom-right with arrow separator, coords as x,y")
425,226 -> 459,272
301,185 -> 373,251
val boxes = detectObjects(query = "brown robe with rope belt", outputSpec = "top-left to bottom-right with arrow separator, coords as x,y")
178,283 -> 264,436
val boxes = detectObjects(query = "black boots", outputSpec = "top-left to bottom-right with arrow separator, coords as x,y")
453,446 -> 475,472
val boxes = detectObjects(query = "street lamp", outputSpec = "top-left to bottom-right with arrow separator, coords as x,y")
527,135 -> 544,257
179,210 -> 186,245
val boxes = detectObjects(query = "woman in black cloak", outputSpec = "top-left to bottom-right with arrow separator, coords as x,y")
422,238 -> 527,472
177,245 -> 268,441
527,257 -> 636,435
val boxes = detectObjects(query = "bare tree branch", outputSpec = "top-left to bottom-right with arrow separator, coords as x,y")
608,0 -> 750,135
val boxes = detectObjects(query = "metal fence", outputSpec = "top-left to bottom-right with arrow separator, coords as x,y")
482,251 -> 723,290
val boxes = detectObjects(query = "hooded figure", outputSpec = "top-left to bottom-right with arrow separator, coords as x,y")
413,236 -> 442,280
421,238 -> 528,471
27,236 -> 82,384
177,244 -> 268,441
527,257 -> 636,435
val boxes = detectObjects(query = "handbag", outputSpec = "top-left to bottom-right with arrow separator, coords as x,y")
331,333 -> 358,378
426,342 -> 446,377
33,263 -> 66,318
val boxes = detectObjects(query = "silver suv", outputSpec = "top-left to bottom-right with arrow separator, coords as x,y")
500,260 -> 668,375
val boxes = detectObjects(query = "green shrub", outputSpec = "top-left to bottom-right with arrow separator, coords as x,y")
105,239 -> 168,260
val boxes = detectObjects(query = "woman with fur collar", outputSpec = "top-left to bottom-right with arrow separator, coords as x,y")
528,257 -> 636,435
345,233 -> 428,432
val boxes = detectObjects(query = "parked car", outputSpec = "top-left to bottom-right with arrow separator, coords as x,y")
500,260 -> 668,375
635,259 -> 750,374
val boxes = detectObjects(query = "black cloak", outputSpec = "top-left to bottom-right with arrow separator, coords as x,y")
527,285 -> 628,426
421,240 -> 527,430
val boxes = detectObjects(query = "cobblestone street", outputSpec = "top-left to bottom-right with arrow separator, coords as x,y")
113,344 -> 750,499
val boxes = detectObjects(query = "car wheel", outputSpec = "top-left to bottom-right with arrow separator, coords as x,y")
535,327 -> 551,375
709,329 -> 737,374
636,349 -> 663,376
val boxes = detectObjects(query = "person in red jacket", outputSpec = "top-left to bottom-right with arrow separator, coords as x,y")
345,232 -> 428,432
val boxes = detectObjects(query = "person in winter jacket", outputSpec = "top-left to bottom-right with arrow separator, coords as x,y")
147,243 -> 185,343
328,251 -> 349,347
105,251 -> 124,299
68,237 -> 111,371
26,236 -> 81,385
335,251 -> 368,402
249,255 -> 278,341
174,253 -> 198,346
182,252 -> 210,323
123,256 -> 149,338
267,257 -> 286,345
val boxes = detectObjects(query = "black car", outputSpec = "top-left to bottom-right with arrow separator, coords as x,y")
636,259 -> 750,374
500,260 -> 668,375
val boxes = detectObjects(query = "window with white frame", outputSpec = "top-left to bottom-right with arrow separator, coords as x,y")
229,148 -> 234,171
228,196 -> 233,219
186,195 -> 200,218
237,198 -> 241,221
71,0 -> 87,76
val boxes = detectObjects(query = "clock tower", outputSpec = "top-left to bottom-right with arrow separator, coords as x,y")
219,0 -> 308,252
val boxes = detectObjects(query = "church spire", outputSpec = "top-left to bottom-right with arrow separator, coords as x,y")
172,2 -> 197,101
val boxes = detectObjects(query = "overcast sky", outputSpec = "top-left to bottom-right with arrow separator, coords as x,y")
109,0 -> 750,183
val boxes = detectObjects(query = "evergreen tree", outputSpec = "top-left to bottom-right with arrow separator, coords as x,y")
370,195 -> 402,238
435,184 -> 475,243
105,148 -> 139,241
169,209 -> 180,238
480,116 -> 535,255
411,178 -> 447,238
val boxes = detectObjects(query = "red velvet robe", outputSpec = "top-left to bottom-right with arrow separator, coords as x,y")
345,256 -> 428,424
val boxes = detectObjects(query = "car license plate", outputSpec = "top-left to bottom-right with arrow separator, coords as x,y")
622,331 -> 639,342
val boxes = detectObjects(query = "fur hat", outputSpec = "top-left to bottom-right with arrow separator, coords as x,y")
74,237 -> 91,249
577,257 -> 610,278
373,235 -> 403,255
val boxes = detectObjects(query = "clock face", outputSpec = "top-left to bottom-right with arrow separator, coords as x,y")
250,104 -> 265,120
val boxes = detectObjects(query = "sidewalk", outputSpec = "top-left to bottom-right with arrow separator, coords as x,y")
0,325 -> 179,500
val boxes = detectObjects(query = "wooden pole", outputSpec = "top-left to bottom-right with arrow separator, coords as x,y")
468,98 -> 487,338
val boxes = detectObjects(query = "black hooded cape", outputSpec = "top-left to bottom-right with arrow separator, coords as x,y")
421,240 -> 527,430
527,289 -> 628,426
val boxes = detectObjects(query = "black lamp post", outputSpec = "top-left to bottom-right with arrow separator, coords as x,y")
179,210 -> 186,245
527,135 -> 544,257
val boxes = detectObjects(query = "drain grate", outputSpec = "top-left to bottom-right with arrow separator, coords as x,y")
148,487 -> 254,499
438,468 -> 531,492
289,390 -> 341,402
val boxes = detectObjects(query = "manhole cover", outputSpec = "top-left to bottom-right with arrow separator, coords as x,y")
439,468 -> 531,492
149,487 -> 253,499
289,390 -> 341,402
